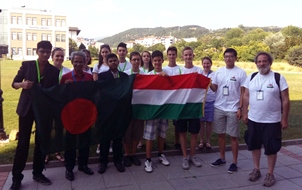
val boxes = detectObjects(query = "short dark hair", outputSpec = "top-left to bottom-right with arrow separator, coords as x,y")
151,50 -> 163,59
106,53 -> 118,62
182,46 -> 193,53
37,41 -> 52,50
223,48 -> 237,57
254,52 -> 273,64
130,51 -> 141,60
117,42 -> 127,50
167,46 -> 177,55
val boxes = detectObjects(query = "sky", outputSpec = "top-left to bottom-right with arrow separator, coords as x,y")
3,0 -> 302,39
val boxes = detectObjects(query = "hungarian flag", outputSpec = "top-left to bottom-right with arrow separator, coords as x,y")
30,76 -> 135,154
132,73 -> 211,120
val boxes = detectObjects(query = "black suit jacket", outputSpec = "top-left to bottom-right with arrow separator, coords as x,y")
98,70 -> 128,81
12,60 -> 59,117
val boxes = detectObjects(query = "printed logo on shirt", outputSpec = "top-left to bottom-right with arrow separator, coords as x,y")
230,76 -> 237,81
267,84 -> 274,88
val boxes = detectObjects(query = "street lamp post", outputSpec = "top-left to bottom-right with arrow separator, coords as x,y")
0,8 -> 7,140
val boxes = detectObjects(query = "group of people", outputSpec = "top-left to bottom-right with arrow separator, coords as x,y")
9,40 -> 289,190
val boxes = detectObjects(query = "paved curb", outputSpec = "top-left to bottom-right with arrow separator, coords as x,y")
1,139 -> 301,172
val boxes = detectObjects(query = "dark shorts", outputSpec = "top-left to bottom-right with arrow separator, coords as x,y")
244,119 -> 282,155
176,119 -> 200,134
123,119 -> 144,143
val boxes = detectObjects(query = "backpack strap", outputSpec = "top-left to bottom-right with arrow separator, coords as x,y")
250,72 -> 258,81
274,72 -> 280,90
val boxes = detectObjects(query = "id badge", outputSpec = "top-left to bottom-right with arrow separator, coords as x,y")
223,86 -> 229,96
256,90 -> 264,100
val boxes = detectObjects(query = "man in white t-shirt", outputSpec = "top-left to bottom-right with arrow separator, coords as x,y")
242,52 -> 290,187
163,46 -> 182,150
177,47 -> 203,170
117,42 -> 132,72
210,48 -> 246,174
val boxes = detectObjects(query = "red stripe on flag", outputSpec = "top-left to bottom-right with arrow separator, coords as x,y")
133,73 -> 211,90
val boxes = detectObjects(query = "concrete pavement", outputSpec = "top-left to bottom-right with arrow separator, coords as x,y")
1,141 -> 302,190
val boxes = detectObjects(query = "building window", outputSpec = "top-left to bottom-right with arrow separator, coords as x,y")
47,34 -> 51,41
56,19 -> 60,27
61,19 -> 66,27
56,34 -> 60,42
27,33 -> 32,41
18,47 -> 22,55
41,33 -> 47,40
17,17 -> 22,24
33,33 -> 37,41
61,34 -> 65,42
17,32 -> 22,40
11,16 -> 17,24
12,32 -> 17,40
27,48 -> 32,56
27,17 -> 32,25
47,18 -> 51,26
33,48 -> 37,55
41,18 -> 46,26
12,47 -> 17,55
32,17 -> 37,25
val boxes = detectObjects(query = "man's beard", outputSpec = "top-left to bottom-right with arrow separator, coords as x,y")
257,64 -> 271,75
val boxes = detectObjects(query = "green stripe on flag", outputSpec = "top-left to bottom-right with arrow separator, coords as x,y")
132,103 -> 203,120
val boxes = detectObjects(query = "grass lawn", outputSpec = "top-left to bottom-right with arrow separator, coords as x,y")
0,59 -> 301,165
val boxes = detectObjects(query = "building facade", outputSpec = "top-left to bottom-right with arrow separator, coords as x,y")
0,7 -> 68,60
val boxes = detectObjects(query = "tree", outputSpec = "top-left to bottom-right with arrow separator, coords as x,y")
69,38 -> 78,55
224,28 -> 245,47
242,28 -> 268,45
132,44 -> 145,53
285,45 -> 302,67
78,43 -> 86,51
234,42 -> 270,62
147,43 -> 165,52
263,32 -> 286,60
88,45 -> 99,59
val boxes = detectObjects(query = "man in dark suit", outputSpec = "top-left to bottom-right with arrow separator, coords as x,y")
10,41 -> 59,190
97,53 -> 128,174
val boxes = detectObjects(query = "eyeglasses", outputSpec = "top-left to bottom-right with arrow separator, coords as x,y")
38,50 -> 51,54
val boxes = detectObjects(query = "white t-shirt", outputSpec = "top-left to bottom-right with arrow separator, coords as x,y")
118,61 -> 132,72
202,71 -> 216,102
180,66 -> 203,74
92,63 -> 109,74
163,65 -> 182,76
58,66 -> 71,82
124,68 -> 145,75
243,71 -> 288,123
212,66 -> 246,112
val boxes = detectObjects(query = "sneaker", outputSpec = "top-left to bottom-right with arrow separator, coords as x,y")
211,158 -> 226,167
96,147 -> 100,154
131,155 -> 141,166
182,157 -> 189,170
263,173 -> 275,187
228,163 -> 238,174
158,154 -> 170,166
249,168 -> 261,182
144,160 -> 153,173
33,174 -> 52,185
189,155 -> 202,167
123,156 -> 132,167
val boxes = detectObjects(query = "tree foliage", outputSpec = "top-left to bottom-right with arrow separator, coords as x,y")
285,45 -> 302,67
88,45 -> 99,59
69,38 -> 78,56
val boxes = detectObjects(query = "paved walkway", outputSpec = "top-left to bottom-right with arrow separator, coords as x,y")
1,143 -> 302,190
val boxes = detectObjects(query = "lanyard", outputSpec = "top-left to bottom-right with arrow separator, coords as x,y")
118,61 -> 128,72
72,71 -> 84,82
58,66 -> 63,83
112,71 -> 120,78
178,68 -> 182,75
131,69 -> 140,74
35,60 -> 44,83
